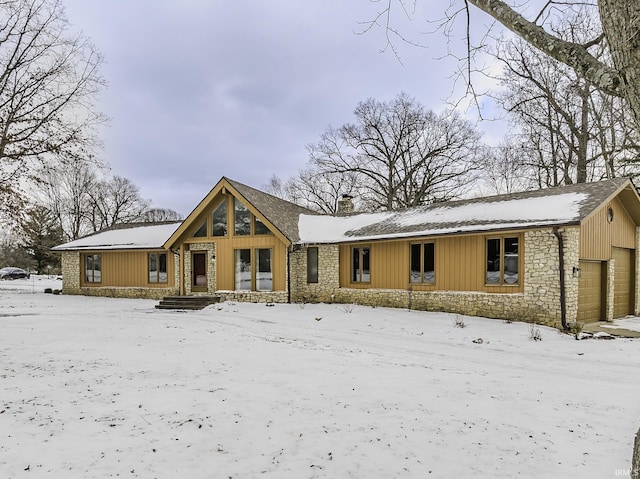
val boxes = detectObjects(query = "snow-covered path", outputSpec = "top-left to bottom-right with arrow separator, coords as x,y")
1,278 -> 638,478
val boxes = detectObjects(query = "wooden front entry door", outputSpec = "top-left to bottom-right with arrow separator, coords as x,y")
192,252 -> 207,292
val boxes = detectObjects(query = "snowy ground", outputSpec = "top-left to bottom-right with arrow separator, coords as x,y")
1,277 -> 639,478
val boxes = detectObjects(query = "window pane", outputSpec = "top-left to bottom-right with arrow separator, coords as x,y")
254,217 -> 271,235
149,253 -> 158,283
424,243 -> 435,283
256,249 -> 272,291
503,237 -> 519,284
93,254 -> 101,283
307,247 -> 318,283
410,244 -> 421,283
234,249 -> 251,290
486,239 -> 500,284
193,221 -> 207,237
352,248 -> 360,282
86,255 -> 93,282
361,247 -> 370,282
234,198 -> 250,235
212,200 -> 227,236
159,253 -> 168,282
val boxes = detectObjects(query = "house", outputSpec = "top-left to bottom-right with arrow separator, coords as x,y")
53,176 -> 640,328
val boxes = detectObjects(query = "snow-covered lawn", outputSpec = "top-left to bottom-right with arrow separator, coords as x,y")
1,278 -> 639,478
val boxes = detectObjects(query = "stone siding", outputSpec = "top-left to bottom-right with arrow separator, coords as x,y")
183,243 -> 216,296
289,244 -> 340,303
76,286 -> 177,300
288,228 -> 580,328
218,290 -> 288,303
61,251 -> 80,294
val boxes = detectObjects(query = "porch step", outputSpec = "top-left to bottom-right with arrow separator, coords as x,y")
155,295 -> 221,310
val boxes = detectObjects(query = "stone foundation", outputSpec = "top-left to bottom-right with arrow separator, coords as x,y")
218,290 -> 288,303
76,286 -> 178,300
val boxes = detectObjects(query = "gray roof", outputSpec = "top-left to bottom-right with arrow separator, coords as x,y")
297,178 -> 637,243
226,177 -> 319,243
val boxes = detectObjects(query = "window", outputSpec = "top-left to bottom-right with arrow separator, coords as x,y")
486,236 -> 519,285
254,216 -> 272,235
212,200 -> 227,236
85,254 -> 101,283
193,221 -> 207,238
307,247 -> 319,283
256,248 -> 272,291
149,253 -> 168,283
234,198 -> 250,235
410,242 -> 435,284
234,248 -> 273,291
234,249 -> 251,290
352,246 -> 370,283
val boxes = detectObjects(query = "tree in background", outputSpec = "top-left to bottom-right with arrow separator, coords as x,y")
140,208 -> 183,222
20,205 -> 62,273
494,10 -> 640,186
87,176 -> 150,231
0,0 -> 106,221
368,1 -> 640,134
304,93 -> 481,211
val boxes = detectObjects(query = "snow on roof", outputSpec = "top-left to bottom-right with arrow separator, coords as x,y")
298,192 -> 588,244
52,222 -> 182,251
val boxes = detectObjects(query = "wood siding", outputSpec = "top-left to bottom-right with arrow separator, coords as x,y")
580,197 -> 636,260
81,250 -> 175,288
339,232 -> 524,294
178,193 -> 288,292
612,247 -> 634,318
577,260 -> 604,322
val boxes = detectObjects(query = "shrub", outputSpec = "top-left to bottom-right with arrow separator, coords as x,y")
529,323 -> 542,341
453,315 -> 466,328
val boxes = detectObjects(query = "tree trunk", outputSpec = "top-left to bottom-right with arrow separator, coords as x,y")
598,1 -> 640,133
633,425 -> 640,479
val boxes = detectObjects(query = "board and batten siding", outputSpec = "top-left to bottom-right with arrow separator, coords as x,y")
187,235 -> 287,291
580,197 -> 636,260
80,250 -> 174,288
339,232 -> 525,294
176,193 -> 288,292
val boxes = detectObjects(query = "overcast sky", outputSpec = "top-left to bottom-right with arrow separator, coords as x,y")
62,1 -> 505,217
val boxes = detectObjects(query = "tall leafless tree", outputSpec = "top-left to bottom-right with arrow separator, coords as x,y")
0,0 -> 106,220
366,1 -> 640,134
495,13 -> 640,186
307,93 -> 482,211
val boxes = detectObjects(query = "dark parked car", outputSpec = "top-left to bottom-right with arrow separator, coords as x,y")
0,267 -> 31,280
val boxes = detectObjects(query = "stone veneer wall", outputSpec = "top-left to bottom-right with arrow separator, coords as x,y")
288,228 -> 580,328
289,244 -> 340,303
60,251 -> 179,299
183,243 -> 216,296
61,251 -> 80,294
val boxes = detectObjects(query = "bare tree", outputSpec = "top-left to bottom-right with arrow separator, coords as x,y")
39,159 -> 97,241
494,11 -> 640,185
366,1 -> 640,133
87,176 -> 150,231
140,208 -> 183,222
307,92 -> 482,211
478,140 -> 536,194
0,0 -> 106,220
286,168 -> 361,214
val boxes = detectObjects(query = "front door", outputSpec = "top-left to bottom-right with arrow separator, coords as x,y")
192,252 -> 207,292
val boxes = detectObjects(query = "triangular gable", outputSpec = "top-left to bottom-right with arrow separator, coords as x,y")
164,177 -> 292,248
580,179 -> 640,225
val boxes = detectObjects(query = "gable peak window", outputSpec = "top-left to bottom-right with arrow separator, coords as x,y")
212,199 -> 228,236
234,198 -> 251,236
193,221 -> 207,238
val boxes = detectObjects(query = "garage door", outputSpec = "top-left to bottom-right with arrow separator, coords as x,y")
578,261 -> 603,323
612,248 -> 634,319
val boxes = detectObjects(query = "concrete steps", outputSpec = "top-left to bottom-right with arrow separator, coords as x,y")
155,295 -> 221,310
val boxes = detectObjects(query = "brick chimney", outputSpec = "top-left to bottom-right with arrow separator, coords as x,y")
337,194 -> 354,216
